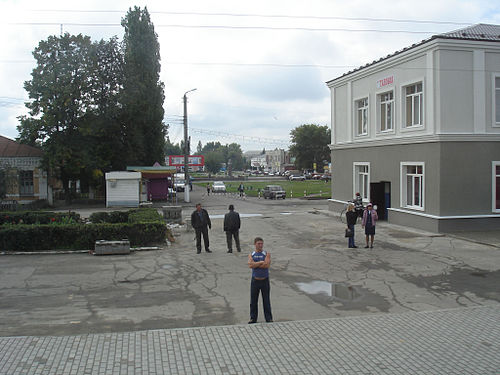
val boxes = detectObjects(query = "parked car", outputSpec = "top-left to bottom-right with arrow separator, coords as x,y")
263,185 -> 286,199
320,174 -> 331,181
289,174 -> 306,181
211,181 -> 226,193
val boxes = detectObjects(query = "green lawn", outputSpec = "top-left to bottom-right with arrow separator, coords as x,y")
196,180 -> 331,198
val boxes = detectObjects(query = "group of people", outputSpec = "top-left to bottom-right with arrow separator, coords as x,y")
190,203 -> 272,324
345,193 -> 378,249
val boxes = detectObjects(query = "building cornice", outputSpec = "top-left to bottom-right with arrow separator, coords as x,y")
329,134 -> 500,150
326,37 -> 500,88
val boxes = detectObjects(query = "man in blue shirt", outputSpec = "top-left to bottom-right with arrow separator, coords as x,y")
247,237 -> 273,323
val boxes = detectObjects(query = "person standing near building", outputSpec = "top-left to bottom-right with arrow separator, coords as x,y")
248,237 -> 273,324
191,203 -> 212,254
345,203 -> 358,248
362,203 -> 378,249
224,204 -> 241,253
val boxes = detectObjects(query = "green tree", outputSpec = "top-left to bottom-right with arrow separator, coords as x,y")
164,137 -> 182,155
17,33 -> 94,202
204,152 -> 223,174
121,6 -> 166,166
289,124 -> 331,170
196,141 -> 203,154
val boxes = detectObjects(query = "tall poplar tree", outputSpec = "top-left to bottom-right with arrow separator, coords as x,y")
121,6 -> 166,165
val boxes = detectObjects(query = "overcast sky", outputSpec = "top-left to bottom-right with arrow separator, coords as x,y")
1,0 -> 499,153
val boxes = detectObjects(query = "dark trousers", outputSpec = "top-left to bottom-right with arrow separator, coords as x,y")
195,227 -> 209,251
226,230 -> 241,251
250,277 -> 273,322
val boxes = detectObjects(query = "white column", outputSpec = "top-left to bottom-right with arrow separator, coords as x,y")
473,50 -> 486,134
426,51 -> 435,135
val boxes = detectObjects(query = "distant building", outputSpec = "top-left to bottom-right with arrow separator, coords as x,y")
327,24 -> 500,232
0,135 -> 51,205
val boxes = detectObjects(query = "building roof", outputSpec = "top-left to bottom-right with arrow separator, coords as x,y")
441,23 -> 500,42
327,23 -> 500,85
0,135 -> 43,158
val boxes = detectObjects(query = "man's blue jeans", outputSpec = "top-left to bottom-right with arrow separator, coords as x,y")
250,277 -> 273,322
348,225 -> 355,248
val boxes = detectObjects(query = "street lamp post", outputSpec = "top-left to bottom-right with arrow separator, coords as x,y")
183,88 -> 197,203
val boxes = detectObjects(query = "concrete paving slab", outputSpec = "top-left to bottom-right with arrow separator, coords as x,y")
0,306 -> 498,374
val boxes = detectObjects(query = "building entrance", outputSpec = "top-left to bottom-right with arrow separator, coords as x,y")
370,182 -> 391,220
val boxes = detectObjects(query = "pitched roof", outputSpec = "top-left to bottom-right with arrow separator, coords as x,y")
441,23 -> 500,42
0,135 -> 43,157
327,23 -> 500,84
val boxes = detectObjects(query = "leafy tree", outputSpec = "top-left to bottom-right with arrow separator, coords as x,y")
196,141 -> 203,154
204,152 -> 223,174
164,137 -> 182,155
289,124 -> 331,170
17,33 -> 94,202
201,142 -> 245,171
121,6 -> 166,166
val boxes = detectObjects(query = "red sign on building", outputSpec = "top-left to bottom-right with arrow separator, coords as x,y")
167,155 -> 205,167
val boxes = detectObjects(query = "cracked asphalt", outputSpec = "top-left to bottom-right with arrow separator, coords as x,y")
1,184 -> 499,337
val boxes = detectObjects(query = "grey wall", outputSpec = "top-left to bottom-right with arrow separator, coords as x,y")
439,142 -> 500,216
332,142 -> 442,215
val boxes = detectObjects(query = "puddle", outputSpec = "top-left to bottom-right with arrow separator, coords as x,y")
162,264 -> 173,270
295,281 -> 360,301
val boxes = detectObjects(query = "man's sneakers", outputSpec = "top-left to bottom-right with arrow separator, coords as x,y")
227,249 -> 233,253
205,249 -> 212,253
248,319 -> 256,324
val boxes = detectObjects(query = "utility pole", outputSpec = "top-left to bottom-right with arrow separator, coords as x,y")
183,88 -> 197,203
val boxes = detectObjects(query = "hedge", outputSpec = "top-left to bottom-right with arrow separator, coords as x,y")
0,211 -> 81,225
0,222 -> 167,252
0,208 -> 167,252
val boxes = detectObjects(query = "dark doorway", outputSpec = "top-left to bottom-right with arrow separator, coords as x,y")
370,181 -> 391,220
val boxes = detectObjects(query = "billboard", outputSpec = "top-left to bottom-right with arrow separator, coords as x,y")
167,155 -> 204,167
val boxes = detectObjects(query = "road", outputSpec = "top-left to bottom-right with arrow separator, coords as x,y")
0,184 -> 499,336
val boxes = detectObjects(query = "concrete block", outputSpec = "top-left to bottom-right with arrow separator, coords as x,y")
94,240 -> 130,255
162,205 -> 182,224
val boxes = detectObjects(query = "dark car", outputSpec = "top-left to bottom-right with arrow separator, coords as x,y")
263,185 -> 286,199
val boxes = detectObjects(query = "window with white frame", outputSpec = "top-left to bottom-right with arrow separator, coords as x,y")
401,163 -> 424,209
354,163 -> 370,202
403,82 -> 423,128
493,162 -> 500,212
378,91 -> 394,132
355,97 -> 368,136
495,77 -> 500,126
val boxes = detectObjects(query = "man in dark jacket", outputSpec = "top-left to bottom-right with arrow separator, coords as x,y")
191,203 -> 212,254
223,204 -> 241,253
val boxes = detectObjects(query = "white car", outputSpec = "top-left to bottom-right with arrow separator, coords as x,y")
211,181 -> 226,193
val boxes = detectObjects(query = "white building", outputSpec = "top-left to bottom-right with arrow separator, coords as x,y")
327,24 -> 500,232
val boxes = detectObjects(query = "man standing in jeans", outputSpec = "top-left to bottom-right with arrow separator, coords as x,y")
247,237 -> 273,324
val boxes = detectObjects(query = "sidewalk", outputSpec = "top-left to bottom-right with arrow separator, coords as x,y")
1,305 -> 498,375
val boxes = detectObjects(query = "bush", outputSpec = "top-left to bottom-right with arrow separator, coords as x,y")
89,211 -> 129,224
128,208 -> 163,223
0,208 -> 167,252
0,211 -> 80,225
0,222 -> 167,251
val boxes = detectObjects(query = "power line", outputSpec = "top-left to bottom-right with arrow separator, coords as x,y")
167,122 -> 289,147
31,9 -> 471,26
8,22 -> 441,34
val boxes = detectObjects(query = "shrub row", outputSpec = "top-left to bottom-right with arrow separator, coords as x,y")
88,208 -> 163,224
0,222 -> 167,252
0,211 -> 81,225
